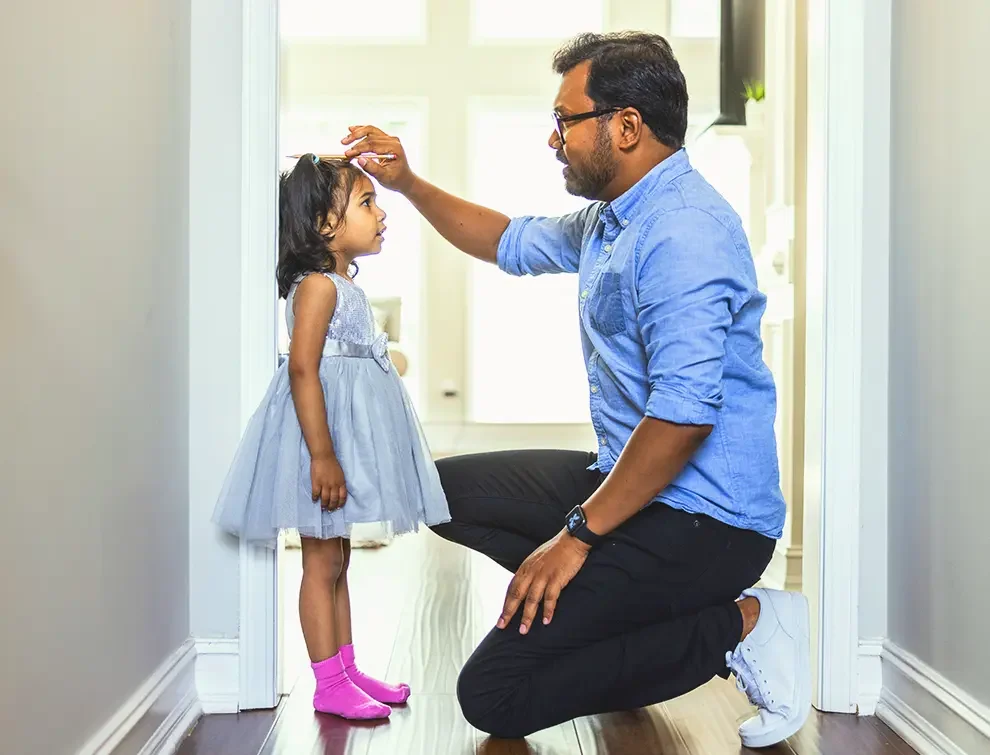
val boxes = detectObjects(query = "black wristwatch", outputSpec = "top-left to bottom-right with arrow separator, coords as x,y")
565,505 -> 604,547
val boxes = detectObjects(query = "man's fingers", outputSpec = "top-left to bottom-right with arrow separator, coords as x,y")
342,125 -> 385,144
357,157 -> 383,176
519,580 -> 547,635
346,125 -> 387,138
342,137 -> 377,157
344,139 -> 397,159
497,574 -> 531,630
542,583 -> 561,626
348,144 -> 392,163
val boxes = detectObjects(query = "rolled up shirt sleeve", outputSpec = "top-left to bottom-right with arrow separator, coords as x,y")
636,209 -> 752,427
496,204 -> 599,277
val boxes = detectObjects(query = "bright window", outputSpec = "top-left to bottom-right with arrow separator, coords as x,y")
466,100 -> 591,424
687,130 -> 752,238
278,102 -> 426,410
280,0 -> 426,43
470,0 -> 604,43
669,0 -> 721,39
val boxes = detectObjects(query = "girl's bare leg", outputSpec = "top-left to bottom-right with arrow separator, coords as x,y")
299,536 -> 344,662
335,538 -> 411,704
302,536 -> 390,718
333,538 -> 353,647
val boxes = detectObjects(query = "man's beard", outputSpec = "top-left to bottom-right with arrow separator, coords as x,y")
560,121 -> 617,200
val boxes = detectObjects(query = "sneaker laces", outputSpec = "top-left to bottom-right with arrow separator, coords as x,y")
726,646 -> 771,710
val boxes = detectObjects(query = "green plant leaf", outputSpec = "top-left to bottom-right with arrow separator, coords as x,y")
742,79 -> 766,102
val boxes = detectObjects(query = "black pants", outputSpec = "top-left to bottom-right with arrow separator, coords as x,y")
430,450 -> 776,739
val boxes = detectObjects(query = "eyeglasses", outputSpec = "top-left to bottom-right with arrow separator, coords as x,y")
552,108 -> 622,145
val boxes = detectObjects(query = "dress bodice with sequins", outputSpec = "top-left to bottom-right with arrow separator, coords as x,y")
286,272 -> 376,346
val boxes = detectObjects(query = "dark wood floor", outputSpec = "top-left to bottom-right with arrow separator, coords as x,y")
178,532 -> 914,755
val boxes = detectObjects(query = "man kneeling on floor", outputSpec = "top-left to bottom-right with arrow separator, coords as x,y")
344,30 -> 812,749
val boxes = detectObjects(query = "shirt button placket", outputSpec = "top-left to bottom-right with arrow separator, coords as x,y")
588,353 -> 606,457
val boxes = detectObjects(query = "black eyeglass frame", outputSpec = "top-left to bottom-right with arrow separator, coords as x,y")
552,107 -> 623,145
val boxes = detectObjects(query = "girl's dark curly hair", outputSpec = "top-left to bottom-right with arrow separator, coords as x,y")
277,155 -> 362,298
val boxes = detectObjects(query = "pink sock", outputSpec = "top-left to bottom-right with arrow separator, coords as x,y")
340,643 -> 411,704
311,653 -> 391,719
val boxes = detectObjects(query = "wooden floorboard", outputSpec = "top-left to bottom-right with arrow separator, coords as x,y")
868,718 -> 917,755
177,702 -> 283,754
574,706 -> 688,754
176,531 -> 918,755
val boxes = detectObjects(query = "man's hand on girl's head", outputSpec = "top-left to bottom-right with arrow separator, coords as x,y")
341,125 -> 416,194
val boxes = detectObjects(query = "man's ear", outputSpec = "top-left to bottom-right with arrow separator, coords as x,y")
615,108 -> 646,151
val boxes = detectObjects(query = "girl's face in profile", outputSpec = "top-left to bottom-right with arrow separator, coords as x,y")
324,174 -> 387,259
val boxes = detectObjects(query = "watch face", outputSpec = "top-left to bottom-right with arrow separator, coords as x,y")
567,508 -> 584,532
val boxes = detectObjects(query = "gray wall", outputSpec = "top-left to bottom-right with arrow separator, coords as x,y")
0,1 -> 192,752
889,0 -> 990,708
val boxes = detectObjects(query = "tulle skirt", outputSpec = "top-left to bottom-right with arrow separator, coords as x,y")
212,352 -> 450,548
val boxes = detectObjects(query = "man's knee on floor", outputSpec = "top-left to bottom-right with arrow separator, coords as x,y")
456,658 -> 532,739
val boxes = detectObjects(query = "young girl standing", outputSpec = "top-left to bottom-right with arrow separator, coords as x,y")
213,154 -> 450,720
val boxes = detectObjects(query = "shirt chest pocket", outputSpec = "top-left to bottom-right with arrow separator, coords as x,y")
588,271 -> 627,337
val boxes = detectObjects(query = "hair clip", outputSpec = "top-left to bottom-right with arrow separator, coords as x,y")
311,154 -> 320,165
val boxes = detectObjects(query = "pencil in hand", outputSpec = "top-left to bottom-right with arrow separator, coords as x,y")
287,153 -> 396,162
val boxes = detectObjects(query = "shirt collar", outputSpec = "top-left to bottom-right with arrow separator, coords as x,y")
604,148 -> 692,226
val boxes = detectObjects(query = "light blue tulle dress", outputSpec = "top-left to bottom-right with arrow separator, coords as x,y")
212,272 -> 450,547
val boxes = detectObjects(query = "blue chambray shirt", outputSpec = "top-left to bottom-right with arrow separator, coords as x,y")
497,149 -> 785,539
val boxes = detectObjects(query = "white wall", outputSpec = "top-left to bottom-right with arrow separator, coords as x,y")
0,0 -> 192,752
889,0 -> 990,710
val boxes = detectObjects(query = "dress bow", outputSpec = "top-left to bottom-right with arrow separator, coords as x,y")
371,332 -> 391,373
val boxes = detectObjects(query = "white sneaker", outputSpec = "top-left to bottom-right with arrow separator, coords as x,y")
725,588 -> 811,749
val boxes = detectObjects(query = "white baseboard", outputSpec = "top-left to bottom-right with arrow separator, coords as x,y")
135,686 -> 200,755
423,422 -> 596,455
857,638 -> 884,715
76,639 -> 201,755
877,641 -> 990,755
194,638 -> 240,714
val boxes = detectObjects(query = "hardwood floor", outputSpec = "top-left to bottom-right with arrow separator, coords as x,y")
178,532 -> 914,755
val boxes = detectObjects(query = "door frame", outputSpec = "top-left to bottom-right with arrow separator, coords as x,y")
237,0 -> 280,711
234,0 -> 892,714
